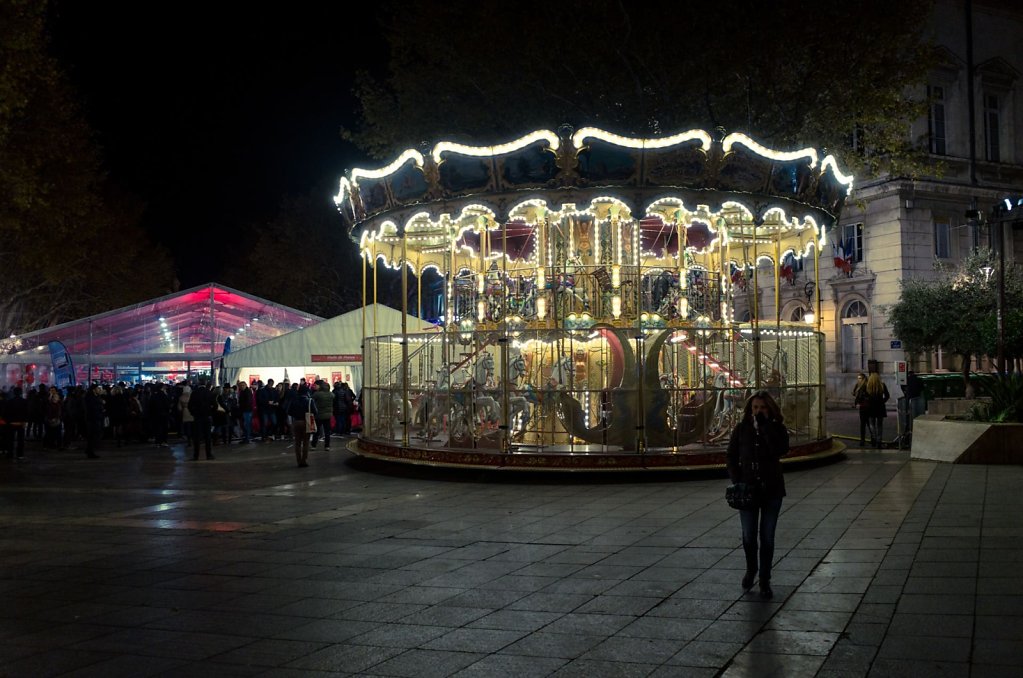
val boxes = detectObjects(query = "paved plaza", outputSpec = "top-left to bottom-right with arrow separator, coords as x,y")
2,413 -> 1021,677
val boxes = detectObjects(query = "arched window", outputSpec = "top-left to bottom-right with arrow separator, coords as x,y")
842,300 -> 869,372
789,305 -> 808,322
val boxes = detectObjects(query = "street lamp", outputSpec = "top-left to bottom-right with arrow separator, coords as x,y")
803,282 -> 816,325
986,196 -> 1022,374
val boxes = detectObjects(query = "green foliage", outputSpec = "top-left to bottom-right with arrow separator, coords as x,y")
975,373 -> 1023,423
346,0 -> 936,177
888,249 -> 1023,384
0,0 -> 174,338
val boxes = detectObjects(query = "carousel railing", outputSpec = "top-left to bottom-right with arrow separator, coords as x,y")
361,321 -> 823,453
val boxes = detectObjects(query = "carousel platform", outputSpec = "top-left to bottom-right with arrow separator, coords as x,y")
349,436 -> 844,472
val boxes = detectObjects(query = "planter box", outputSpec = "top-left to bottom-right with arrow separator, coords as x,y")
912,415 -> 1023,464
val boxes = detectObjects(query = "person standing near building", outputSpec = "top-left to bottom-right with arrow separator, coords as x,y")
727,390 -> 788,600
188,380 -> 215,460
237,381 -> 254,443
311,380 -> 334,449
336,381 -> 355,435
865,373 -> 890,448
149,383 -> 170,447
288,383 -> 316,467
179,384 -> 194,446
4,387 -> 29,460
258,379 -> 277,441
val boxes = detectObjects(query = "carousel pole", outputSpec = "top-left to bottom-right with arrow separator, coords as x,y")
372,245 -> 378,338
814,235 -> 824,438
634,213 -> 646,454
501,217 -> 510,454
417,255 -> 422,320
774,227 -> 782,392
774,230 -> 782,326
401,229 -> 410,447
366,250 -> 370,349
752,214 -> 762,389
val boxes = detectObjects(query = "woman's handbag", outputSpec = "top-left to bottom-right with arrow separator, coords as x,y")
726,482 -> 762,510
303,398 -> 316,431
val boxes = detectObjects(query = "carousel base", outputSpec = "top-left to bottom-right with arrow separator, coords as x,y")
348,437 -> 845,472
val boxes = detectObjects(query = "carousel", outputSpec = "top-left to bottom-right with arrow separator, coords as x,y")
334,126 -> 853,470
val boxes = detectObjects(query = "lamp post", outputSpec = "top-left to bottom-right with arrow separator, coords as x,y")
988,198 -> 1022,375
803,282 -> 816,325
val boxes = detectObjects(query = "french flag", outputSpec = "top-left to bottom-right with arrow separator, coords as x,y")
833,240 -> 853,274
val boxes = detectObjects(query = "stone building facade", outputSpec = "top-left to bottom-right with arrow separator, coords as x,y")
789,0 -> 1022,404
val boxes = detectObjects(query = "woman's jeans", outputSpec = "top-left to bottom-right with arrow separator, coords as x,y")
739,497 -> 783,582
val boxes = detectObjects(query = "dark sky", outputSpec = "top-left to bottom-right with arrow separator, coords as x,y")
48,2 -> 380,286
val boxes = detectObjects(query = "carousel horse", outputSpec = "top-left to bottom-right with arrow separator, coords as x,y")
504,352 -> 535,436
710,371 -> 744,435
469,353 -> 501,427
549,355 -> 576,389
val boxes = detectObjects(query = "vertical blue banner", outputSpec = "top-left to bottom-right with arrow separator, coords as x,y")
47,340 -> 76,389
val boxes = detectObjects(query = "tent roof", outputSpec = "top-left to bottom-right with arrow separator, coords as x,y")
223,304 -> 439,368
10,283 -> 322,360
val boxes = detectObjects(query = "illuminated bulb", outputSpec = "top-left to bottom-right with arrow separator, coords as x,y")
537,296 -> 547,320
720,301 -> 728,319
537,268 -> 545,289
477,301 -> 486,322
611,265 -> 621,289
612,296 -> 622,319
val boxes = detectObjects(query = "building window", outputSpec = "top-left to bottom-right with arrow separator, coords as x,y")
789,305 -> 808,322
984,93 -> 1000,163
842,300 -> 869,373
842,223 -> 863,263
934,220 -> 951,259
928,85 -> 946,155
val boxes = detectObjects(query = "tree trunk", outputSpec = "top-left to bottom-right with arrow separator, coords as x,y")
962,353 -> 974,399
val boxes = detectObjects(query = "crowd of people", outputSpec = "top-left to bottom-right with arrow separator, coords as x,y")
0,378 -> 360,463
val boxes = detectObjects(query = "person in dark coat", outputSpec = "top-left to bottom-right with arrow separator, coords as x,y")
149,383 -> 171,447
310,381 -> 334,449
288,383 -> 316,467
237,381 -> 254,443
4,387 -> 29,460
727,390 -> 788,600
84,384 -> 104,458
187,381 -> 215,460
865,373 -> 890,448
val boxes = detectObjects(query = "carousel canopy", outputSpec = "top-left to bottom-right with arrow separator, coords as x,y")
334,127 -> 853,275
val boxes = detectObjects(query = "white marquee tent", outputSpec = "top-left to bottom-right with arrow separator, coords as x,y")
221,304 -> 439,392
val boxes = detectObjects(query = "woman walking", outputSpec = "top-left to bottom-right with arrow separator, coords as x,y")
865,373 -> 890,448
727,390 -> 788,600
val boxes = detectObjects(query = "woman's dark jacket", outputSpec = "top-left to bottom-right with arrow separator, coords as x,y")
288,394 -> 317,420
867,384 -> 890,418
727,417 -> 788,500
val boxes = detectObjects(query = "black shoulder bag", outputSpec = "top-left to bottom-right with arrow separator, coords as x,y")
726,425 -> 763,510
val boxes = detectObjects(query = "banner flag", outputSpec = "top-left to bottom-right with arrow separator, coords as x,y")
47,340 -> 76,389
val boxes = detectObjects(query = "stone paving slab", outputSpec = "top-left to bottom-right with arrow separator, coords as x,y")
2,422 -> 1022,677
